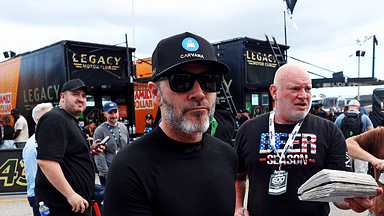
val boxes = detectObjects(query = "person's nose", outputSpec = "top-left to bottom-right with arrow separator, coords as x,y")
297,88 -> 307,99
78,95 -> 87,102
188,80 -> 205,101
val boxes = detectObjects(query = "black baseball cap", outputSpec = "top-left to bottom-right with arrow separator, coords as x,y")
145,114 -> 154,119
11,109 -> 20,115
151,32 -> 229,82
61,79 -> 90,93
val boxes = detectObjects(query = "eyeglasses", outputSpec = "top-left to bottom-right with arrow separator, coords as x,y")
162,73 -> 222,93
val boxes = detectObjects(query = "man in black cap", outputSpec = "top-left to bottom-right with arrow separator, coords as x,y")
35,79 -> 106,215
144,113 -> 157,134
104,32 -> 238,216
11,108 -> 29,148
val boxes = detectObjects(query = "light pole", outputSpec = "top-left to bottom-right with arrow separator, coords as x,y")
356,36 -> 372,100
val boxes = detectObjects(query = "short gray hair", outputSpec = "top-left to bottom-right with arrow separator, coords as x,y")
32,103 -> 53,124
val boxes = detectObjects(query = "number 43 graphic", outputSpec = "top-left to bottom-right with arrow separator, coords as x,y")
0,159 -> 27,187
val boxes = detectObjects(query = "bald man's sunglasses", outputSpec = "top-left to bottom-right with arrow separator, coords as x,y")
161,73 -> 222,93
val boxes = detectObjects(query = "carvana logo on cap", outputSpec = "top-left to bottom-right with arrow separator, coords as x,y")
182,37 -> 199,52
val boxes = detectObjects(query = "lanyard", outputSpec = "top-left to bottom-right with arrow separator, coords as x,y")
268,111 -> 304,171
106,122 -> 121,148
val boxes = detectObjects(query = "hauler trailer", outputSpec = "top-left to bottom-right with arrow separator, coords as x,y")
0,40 -> 137,194
371,88 -> 384,127
212,36 -> 289,118
0,40 -> 137,133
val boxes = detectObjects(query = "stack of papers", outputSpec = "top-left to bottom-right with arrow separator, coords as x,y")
298,169 -> 378,202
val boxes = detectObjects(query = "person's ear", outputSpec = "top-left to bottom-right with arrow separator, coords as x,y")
149,82 -> 162,107
270,84 -> 277,101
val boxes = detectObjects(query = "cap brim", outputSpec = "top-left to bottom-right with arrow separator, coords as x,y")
66,86 -> 90,94
152,59 -> 229,81
104,108 -> 118,112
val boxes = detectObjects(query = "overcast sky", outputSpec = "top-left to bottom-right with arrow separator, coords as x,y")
1,0 -> 383,98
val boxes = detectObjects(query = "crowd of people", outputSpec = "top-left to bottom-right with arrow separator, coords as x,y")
1,32 -> 383,216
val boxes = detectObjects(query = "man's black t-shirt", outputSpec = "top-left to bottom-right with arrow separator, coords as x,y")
235,113 -> 349,216
35,107 -> 95,209
104,126 -> 238,216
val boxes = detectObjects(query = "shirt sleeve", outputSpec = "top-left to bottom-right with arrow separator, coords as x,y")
36,112 -> 67,162
362,115 -> 373,129
22,135 -> 37,195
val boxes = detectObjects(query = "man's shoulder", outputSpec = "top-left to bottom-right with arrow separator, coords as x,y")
249,112 -> 269,122
115,132 -> 158,160
205,134 -> 232,147
306,113 -> 337,126
19,115 -> 28,123
238,113 -> 268,132
94,123 -> 108,136
23,134 -> 36,151
95,122 -> 108,130
204,135 -> 237,165
245,112 -> 268,124
335,112 -> 346,120
38,107 -> 71,127
117,122 -> 128,131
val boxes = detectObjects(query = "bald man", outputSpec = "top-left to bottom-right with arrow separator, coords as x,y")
234,63 -> 380,216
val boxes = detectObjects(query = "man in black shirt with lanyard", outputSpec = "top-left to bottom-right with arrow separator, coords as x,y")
36,79 -> 106,216
234,63 -> 382,216
94,101 -> 129,186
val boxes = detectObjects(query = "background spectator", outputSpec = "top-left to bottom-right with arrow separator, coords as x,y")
11,108 -> 29,148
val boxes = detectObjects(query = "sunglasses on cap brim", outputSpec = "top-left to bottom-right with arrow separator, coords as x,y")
159,72 -> 222,93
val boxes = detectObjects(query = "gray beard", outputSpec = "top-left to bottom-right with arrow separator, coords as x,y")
160,94 -> 215,135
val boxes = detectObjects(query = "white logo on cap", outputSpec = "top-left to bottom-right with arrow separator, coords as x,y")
186,40 -> 195,48
182,37 -> 199,51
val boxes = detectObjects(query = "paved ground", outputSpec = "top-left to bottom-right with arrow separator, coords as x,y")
0,174 -> 102,216
0,176 -> 370,216
0,194 -> 371,216
0,194 -> 31,216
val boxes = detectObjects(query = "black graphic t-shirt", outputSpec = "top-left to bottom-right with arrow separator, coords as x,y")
235,113 -> 349,216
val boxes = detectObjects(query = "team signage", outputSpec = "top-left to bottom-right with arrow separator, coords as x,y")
67,45 -> 127,82
245,48 -> 278,84
135,90 -> 154,110
246,50 -> 277,68
0,149 -> 27,194
72,53 -> 122,71
0,92 -> 12,115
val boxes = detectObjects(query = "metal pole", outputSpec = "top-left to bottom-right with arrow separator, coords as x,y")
372,35 -> 376,79
284,10 -> 288,62
125,33 -> 131,82
357,50 -> 361,101
132,0 -> 136,65
284,11 -> 287,46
